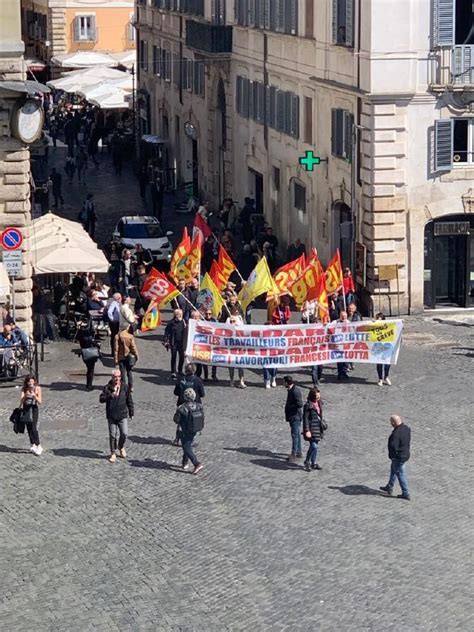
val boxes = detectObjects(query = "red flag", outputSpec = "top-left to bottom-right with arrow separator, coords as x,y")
170,227 -> 191,282
289,260 -> 324,307
141,268 -> 180,307
306,248 -> 318,267
270,254 -> 306,299
217,244 -> 236,280
193,213 -> 212,243
209,259 -> 227,290
325,249 -> 344,294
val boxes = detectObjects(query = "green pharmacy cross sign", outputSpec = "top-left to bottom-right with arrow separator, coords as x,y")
299,150 -> 322,171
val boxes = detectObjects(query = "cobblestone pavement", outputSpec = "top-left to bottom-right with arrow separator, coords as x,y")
1,149 -> 472,630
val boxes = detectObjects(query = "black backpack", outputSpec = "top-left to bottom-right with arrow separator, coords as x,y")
188,403 -> 205,433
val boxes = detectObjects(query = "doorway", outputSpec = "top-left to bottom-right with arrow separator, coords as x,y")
248,168 -> 264,214
424,215 -> 474,308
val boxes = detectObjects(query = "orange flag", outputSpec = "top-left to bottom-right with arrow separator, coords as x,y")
306,247 -> 318,267
289,260 -> 323,307
317,267 -> 330,323
269,254 -> 305,300
170,227 -> 191,282
325,249 -> 344,294
209,259 -> 227,291
217,244 -> 236,280
183,232 -> 202,279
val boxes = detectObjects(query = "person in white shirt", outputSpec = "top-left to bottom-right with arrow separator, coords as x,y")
119,296 -> 137,332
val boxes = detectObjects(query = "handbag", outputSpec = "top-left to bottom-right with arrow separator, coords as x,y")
81,346 -> 100,362
127,353 -> 137,369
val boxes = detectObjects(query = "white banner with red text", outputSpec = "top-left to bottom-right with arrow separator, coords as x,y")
185,319 -> 403,368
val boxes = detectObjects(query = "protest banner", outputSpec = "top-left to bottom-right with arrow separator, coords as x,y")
185,319 -> 403,369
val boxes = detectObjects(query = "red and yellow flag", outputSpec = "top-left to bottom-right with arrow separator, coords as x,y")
170,227 -> 191,282
325,249 -> 343,294
182,232 -> 202,280
317,269 -> 330,323
209,259 -> 227,291
141,268 -> 180,307
217,244 -> 236,281
269,254 -> 306,300
289,259 -> 324,307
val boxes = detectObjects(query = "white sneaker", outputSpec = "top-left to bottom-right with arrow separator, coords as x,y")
30,445 -> 37,454
238,380 -> 247,389
384,378 -> 392,386
36,445 -> 43,456
264,381 -> 271,389
377,379 -> 383,387
182,463 -> 190,471
271,379 -> 277,388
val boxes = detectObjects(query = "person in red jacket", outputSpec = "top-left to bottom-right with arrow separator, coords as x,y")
271,295 -> 291,325
343,267 -> 355,304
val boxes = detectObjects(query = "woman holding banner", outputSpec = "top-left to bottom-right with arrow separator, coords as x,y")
226,311 -> 246,389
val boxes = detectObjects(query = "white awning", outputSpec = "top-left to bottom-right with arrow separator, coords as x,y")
33,245 -> 109,274
47,67 -> 127,92
90,87 -> 129,110
77,75 -> 134,100
50,52 -> 117,69
109,50 -> 136,70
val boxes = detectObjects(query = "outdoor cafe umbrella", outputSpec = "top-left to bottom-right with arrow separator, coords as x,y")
33,244 -> 109,275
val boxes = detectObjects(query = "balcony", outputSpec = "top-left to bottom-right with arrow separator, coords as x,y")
185,20 -> 232,55
429,45 -> 474,90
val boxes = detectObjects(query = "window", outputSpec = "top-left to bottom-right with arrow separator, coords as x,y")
158,0 -> 204,15
128,12 -> 135,42
139,40 -> 149,71
182,57 -> 192,90
193,60 -> 205,96
433,0 -> 474,47
211,0 -> 226,25
74,15 -> 96,42
273,166 -> 280,192
305,0 -> 314,38
235,0 -> 297,35
304,96 -> 313,144
153,45 -> 161,76
435,118 -> 474,170
293,182 -> 306,212
162,48 -> 171,81
236,76 -> 299,139
332,0 -> 354,47
331,108 -> 354,159
173,53 -> 180,88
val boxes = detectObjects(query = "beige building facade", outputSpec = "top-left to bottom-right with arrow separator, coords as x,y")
0,0 -> 33,332
137,0 -> 474,314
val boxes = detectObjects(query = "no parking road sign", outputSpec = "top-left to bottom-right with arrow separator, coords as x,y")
1,227 -> 24,251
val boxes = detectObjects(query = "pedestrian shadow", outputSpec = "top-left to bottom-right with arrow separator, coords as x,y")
249,458 -> 302,471
223,446 -> 287,459
45,381 -> 84,391
0,444 -> 29,455
128,458 -> 174,471
328,485 -> 382,496
52,448 -> 104,460
129,435 -> 174,446
322,375 -> 369,385
432,318 -> 473,328
453,347 -> 474,358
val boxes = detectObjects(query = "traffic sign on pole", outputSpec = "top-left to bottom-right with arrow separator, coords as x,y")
2,251 -> 23,277
1,227 -> 24,251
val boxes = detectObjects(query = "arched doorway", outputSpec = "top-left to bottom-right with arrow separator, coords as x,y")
333,201 -> 352,267
424,214 -> 474,308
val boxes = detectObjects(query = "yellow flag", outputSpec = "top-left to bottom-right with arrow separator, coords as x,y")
196,273 -> 225,318
238,257 -> 278,312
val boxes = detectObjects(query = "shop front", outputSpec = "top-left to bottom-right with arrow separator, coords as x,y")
424,215 -> 474,308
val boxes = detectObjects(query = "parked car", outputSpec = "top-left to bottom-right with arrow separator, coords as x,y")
112,216 -> 173,263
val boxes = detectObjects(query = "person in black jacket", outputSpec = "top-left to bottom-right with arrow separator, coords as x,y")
173,388 -> 204,474
302,388 -> 326,472
283,375 -> 304,462
164,309 -> 186,378
174,363 -> 205,405
100,369 -> 134,463
380,414 -> 411,500
77,324 -> 100,391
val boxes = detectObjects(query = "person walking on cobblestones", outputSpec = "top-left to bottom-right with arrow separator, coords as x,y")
283,376 -> 303,462
107,293 -> 122,356
20,375 -> 43,456
302,388 -> 326,472
114,327 -> 139,393
173,388 -> 204,474
380,414 -> 411,500
100,369 -> 134,463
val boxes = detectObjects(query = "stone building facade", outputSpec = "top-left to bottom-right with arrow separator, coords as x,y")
0,0 -> 33,333
136,0 -> 474,314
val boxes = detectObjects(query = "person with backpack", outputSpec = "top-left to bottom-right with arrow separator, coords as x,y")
302,388 -> 327,472
173,388 -> 204,474
172,363 -> 205,446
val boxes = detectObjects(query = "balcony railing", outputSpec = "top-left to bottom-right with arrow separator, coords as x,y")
429,45 -> 474,88
185,20 -> 232,55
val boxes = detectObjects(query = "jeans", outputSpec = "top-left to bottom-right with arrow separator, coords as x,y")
229,367 -> 244,381
119,359 -> 134,388
377,364 -> 390,380
388,459 -> 409,496
311,365 -> 323,386
109,321 -> 120,355
263,368 -> 277,383
337,362 -> 349,378
108,418 -> 128,453
288,417 -> 302,455
85,358 -> 96,388
25,407 -> 40,445
171,345 -> 185,374
305,439 -> 319,465
181,431 -> 199,467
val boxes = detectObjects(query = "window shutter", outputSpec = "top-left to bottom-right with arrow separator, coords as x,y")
433,0 -> 455,47
211,0 -> 217,24
74,16 -> 80,41
267,85 -> 276,128
242,78 -> 250,117
248,0 -> 255,26
344,111 -> 354,159
345,0 -> 353,46
258,82 -> 265,123
284,91 -> 292,133
290,94 -> 299,138
290,0 -> 298,35
236,76 -> 243,114
276,90 -> 285,131
90,15 -> 97,42
173,53 -> 180,88
264,0 -> 271,29
275,0 -> 284,31
435,119 -> 453,171
332,0 -> 338,43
